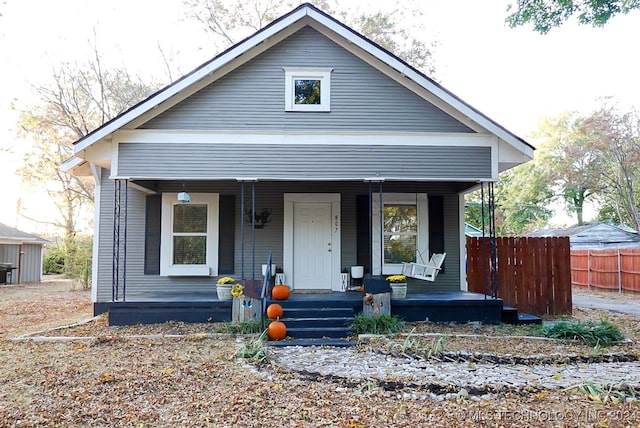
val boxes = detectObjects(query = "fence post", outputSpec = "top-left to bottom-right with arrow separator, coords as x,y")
587,250 -> 591,291
618,248 -> 622,294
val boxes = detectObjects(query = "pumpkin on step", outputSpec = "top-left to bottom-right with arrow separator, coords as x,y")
268,320 -> 287,340
272,284 -> 290,300
266,303 -> 284,320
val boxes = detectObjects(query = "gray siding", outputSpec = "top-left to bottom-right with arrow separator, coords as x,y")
140,27 -> 473,134
118,143 -> 491,181
0,243 -> 42,283
95,171 -> 461,303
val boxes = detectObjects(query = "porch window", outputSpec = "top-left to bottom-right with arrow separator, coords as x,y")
372,193 -> 428,275
172,204 -> 207,265
284,67 -> 332,112
384,204 -> 417,264
160,193 -> 219,276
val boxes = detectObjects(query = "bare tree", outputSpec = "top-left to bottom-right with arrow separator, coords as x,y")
583,103 -> 640,230
182,0 -> 437,76
17,46 -> 160,252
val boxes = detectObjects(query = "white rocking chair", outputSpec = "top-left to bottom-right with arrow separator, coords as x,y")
401,252 -> 446,282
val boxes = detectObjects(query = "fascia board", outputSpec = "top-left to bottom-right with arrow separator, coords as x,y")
61,156 -> 85,173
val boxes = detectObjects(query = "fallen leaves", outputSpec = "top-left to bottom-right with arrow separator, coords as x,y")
2,279 -> 640,426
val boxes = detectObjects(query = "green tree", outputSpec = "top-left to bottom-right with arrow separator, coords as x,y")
530,112 -> 602,225
465,170 -> 553,237
506,0 -> 640,33
183,0 -> 437,75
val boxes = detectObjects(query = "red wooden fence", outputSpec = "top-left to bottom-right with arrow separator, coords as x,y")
467,237 -> 572,316
571,248 -> 640,292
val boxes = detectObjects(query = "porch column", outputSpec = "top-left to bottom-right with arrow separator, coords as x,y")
238,179 -> 258,281
366,178 -> 385,277
112,179 -> 128,302
480,181 -> 498,299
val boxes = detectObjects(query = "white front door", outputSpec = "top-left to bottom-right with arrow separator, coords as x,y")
293,202 -> 332,289
284,193 -> 341,291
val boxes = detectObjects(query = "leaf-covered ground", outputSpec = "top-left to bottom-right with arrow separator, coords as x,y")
1,278 -> 640,427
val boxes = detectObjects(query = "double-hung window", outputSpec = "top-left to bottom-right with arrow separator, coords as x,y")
384,204 -> 418,264
372,193 -> 428,275
160,193 -> 219,276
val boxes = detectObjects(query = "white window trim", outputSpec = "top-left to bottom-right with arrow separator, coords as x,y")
160,193 -> 219,277
284,67 -> 333,112
372,193 -> 428,275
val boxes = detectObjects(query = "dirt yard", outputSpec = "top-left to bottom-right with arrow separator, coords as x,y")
0,276 -> 92,340
1,279 -> 639,427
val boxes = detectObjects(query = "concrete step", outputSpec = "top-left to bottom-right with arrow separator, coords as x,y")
281,307 -> 354,318
285,326 -> 355,339
279,316 -> 353,328
517,313 -> 543,325
501,306 -> 519,324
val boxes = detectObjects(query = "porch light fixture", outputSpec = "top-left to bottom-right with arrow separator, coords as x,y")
177,192 -> 191,203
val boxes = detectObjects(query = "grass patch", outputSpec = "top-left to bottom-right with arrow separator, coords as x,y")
543,318 -> 625,346
351,313 -> 405,335
214,318 -> 263,335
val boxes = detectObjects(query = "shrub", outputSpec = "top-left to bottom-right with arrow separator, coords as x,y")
42,236 -> 93,289
543,318 -> 625,346
43,244 -> 66,274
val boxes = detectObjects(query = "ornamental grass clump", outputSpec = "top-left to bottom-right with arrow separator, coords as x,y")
215,318 -> 263,335
351,313 -> 405,335
543,318 -> 625,346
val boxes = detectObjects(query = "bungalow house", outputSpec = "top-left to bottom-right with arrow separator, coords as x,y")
62,4 -> 533,326
0,222 -> 48,284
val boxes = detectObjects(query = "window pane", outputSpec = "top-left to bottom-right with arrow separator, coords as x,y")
294,79 -> 321,104
384,235 -> 416,263
384,204 -> 417,233
384,204 -> 417,264
173,236 -> 207,265
173,204 -> 207,233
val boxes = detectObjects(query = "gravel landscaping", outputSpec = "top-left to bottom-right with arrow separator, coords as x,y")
1,277 -> 640,427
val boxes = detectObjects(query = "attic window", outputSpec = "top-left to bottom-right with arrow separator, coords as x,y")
284,67 -> 332,112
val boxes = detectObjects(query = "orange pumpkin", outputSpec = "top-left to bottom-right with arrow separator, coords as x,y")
267,320 -> 287,340
272,284 -> 290,300
266,303 -> 284,320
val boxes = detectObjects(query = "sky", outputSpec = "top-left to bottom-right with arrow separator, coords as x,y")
0,0 -> 639,234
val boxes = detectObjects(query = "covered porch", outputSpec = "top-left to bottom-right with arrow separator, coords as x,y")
99,176 -> 507,331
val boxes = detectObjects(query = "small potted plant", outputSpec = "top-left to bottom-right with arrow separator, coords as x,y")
386,274 -> 407,299
216,276 -> 238,301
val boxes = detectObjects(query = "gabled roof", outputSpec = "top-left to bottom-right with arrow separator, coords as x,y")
527,222 -> 640,249
0,223 -> 49,245
64,2 -> 534,171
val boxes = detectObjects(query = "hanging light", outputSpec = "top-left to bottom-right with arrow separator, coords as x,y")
177,192 -> 191,203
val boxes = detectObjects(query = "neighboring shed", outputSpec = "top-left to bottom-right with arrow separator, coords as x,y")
0,223 -> 48,284
465,223 -> 484,238
527,222 -> 640,249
